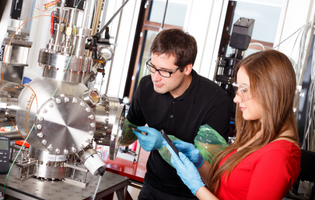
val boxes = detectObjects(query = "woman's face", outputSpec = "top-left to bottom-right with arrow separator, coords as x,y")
233,67 -> 263,121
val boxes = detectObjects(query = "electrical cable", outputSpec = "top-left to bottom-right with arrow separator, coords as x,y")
2,124 -> 35,199
8,84 -> 39,139
33,0 -> 60,17
1,84 -> 39,199
92,175 -> 102,200
273,23 -> 308,49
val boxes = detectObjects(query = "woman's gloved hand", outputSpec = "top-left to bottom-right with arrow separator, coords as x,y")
133,126 -> 164,152
163,141 -> 205,195
173,140 -> 205,168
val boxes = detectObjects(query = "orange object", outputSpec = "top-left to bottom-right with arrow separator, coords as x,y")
15,140 -> 30,148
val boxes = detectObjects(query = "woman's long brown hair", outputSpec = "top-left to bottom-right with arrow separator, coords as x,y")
208,49 -> 299,193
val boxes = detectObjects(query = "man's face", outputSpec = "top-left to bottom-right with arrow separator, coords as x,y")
150,53 -> 191,98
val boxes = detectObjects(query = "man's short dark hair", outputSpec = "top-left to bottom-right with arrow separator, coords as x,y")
150,29 -> 197,71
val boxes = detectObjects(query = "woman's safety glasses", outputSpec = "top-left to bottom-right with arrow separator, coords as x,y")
232,82 -> 254,102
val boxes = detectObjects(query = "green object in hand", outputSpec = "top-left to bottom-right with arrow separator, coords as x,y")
120,119 -> 138,146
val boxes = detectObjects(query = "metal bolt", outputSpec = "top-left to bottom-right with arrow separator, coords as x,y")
37,124 -> 42,130
104,126 -> 108,130
85,107 -> 91,112
72,97 -> 77,103
106,111 -> 110,115
80,144 -> 85,149
55,148 -> 60,154
42,140 -> 47,145
64,97 -> 69,103
88,131 -> 94,135
43,109 -> 48,114
37,132 -> 43,138
85,138 -> 90,143
49,102 -> 54,108
38,116 -> 44,121
5,111 -> 9,115
88,114 -> 94,119
90,123 -> 95,128
80,102 -> 85,107
72,147 -> 76,153
56,98 -> 61,104
47,144 -> 53,151
64,149 -> 69,155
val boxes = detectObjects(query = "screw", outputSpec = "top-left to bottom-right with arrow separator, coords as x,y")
42,140 -> 47,145
85,138 -> 90,143
49,102 -> 54,108
89,131 -> 94,135
64,149 -> 69,155
37,132 -> 43,138
80,144 -> 85,149
85,107 -> 91,112
64,97 -> 69,103
43,109 -> 48,114
72,147 -> 76,153
56,98 -> 61,104
47,144 -> 53,151
38,116 -> 44,121
37,124 -> 42,130
72,97 -> 77,103
90,123 -> 95,128
80,102 -> 85,107
55,148 -> 60,154
88,114 -> 94,119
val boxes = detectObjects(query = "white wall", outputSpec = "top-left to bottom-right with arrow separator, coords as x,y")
183,0 -> 229,80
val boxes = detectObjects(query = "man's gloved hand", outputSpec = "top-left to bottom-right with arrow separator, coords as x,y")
173,140 -> 205,168
163,141 -> 205,195
133,126 -> 164,152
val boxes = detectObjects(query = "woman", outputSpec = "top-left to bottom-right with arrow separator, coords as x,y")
165,49 -> 301,200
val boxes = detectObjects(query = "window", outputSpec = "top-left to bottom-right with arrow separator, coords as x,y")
221,0 -> 285,57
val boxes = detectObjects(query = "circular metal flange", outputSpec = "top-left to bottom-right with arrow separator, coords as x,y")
35,95 -> 96,154
94,96 -> 125,160
38,50 -> 92,72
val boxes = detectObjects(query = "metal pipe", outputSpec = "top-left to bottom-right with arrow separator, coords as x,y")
160,0 -> 169,31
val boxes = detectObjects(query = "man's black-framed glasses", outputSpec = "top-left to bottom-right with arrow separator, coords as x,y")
146,59 -> 180,78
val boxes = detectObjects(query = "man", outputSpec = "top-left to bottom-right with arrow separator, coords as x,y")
125,28 -> 231,199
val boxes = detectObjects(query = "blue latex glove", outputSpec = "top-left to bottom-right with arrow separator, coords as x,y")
173,140 -> 205,168
163,141 -> 205,195
133,126 -> 164,152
